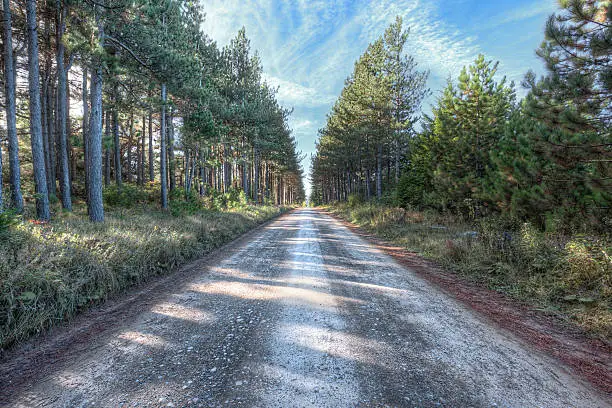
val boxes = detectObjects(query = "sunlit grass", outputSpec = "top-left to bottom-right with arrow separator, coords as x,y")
328,203 -> 611,339
0,199 -> 285,349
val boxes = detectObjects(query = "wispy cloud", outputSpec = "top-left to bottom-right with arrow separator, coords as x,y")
263,75 -> 337,108
199,0 -> 552,195
496,1 -> 556,26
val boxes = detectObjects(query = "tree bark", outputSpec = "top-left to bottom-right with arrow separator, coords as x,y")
168,106 -> 175,192
87,8 -> 105,222
82,67 -> 90,201
26,0 -> 50,220
376,143 -> 382,199
127,112 -> 133,183
46,76 -> 58,196
56,0 -> 71,210
148,108 -> 154,182
2,0 -> 23,212
394,138 -> 400,184
104,111 -> 111,186
138,115 -> 145,185
160,83 -> 168,209
112,88 -> 122,188
253,147 -> 259,203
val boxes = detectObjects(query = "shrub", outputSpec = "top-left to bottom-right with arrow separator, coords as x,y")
347,193 -> 363,208
0,210 -> 20,238
103,184 -> 152,208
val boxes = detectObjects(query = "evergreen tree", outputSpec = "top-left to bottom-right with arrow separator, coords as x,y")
26,0 -> 50,221
2,0 -> 23,212
425,55 -> 515,216
521,0 -> 611,224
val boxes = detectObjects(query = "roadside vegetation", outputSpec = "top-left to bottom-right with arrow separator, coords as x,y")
312,2 -> 611,339
0,1 -> 304,349
328,201 -> 610,339
0,185 -> 287,350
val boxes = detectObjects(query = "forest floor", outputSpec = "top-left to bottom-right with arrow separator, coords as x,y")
0,208 -> 609,407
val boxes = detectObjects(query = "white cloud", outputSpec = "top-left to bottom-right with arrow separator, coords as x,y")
494,0 -> 557,26
291,119 -> 314,131
199,0 -> 551,197
263,74 -> 337,108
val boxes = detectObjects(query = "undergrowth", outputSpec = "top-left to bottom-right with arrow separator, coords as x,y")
328,202 -> 611,340
0,187 -> 286,350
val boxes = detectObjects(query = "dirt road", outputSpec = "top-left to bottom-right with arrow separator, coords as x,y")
1,209 -> 608,407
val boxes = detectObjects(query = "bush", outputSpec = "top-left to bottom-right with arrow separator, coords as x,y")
103,184 -> 153,208
347,193 -> 363,208
207,187 -> 250,211
169,189 -> 204,216
0,210 -> 20,238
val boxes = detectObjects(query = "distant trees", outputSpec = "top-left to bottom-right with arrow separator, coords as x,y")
312,2 -> 610,231
311,16 -> 429,203
0,0 -> 304,221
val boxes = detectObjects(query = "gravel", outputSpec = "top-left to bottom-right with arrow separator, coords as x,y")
1,209 -> 608,407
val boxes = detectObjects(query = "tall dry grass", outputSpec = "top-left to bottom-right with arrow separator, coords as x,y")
0,204 -> 284,349
329,203 -> 611,339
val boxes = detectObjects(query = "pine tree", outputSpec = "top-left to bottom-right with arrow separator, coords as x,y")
26,0 -> 50,221
521,0 -> 611,224
2,0 -> 23,212
56,0 -> 72,211
383,16 -> 429,184
426,55 -> 515,216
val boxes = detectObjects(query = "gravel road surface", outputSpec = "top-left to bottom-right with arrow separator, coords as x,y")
1,208 -> 608,407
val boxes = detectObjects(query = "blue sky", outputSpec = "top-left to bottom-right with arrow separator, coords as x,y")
201,0 -> 559,195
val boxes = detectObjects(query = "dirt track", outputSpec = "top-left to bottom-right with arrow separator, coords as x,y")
1,208 -> 609,407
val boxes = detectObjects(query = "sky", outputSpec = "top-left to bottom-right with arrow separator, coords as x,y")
201,0 -> 559,196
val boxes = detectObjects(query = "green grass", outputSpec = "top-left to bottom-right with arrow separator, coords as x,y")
0,189 -> 287,350
327,202 -> 611,340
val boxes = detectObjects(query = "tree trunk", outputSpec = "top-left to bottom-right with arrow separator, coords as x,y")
127,112 -> 133,183
86,4 -> 105,222
104,111 -> 111,186
26,0 -> 50,220
253,147 -> 259,203
376,143 -> 382,199
138,115 -> 145,185
2,0 -> 23,211
88,64 -> 104,222
394,138 -> 400,184
160,83 -> 168,209
56,0 -> 71,210
82,67 -> 89,202
112,89 -> 122,188
67,70 -> 75,186
47,78 -> 58,197
242,138 -> 248,196
365,168 -> 371,200
199,147 -> 205,196
168,106 -> 175,192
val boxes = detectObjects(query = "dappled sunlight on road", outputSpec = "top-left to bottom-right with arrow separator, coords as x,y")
281,323 -> 387,368
117,331 -> 168,348
151,301 -> 216,324
189,278 -> 364,310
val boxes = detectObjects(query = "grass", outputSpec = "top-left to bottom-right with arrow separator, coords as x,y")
327,202 -> 611,340
0,185 -> 287,350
